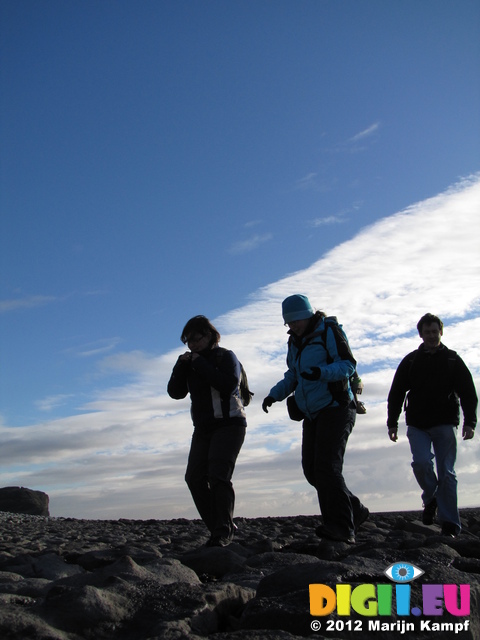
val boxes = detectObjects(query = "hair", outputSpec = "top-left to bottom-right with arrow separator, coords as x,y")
288,310 -> 326,337
417,313 -> 444,336
306,309 -> 326,330
180,315 -> 221,347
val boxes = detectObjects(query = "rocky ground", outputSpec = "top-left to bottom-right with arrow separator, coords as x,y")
0,508 -> 479,640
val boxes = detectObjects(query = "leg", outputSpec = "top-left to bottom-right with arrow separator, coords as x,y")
207,424 -> 246,540
430,425 -> 460,532
185,430 -> 214,532
407,425 -> 438,506
301,418 -> 316,488
310,403 -> 359,537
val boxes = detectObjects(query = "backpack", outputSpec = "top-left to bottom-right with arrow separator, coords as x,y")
215,349 -> 254,407
321,317 -> 366,414
238,363 -> 254,407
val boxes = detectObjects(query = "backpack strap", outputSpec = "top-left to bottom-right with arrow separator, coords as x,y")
215,348 -> 253,406
321,317 -> 356,367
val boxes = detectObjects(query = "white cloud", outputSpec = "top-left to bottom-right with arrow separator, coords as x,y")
309,202 -> 362,228
0,295 -> 57,313
295,172 -> 318,190
310,214 -> 347,226
349,122 -> 380,143
1,175 -> 479,520
74,338 -> 122,358
228,233 -> 273,255
35,394 -> 75,412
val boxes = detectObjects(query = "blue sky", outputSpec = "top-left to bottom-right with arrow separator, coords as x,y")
1,1 -> 479,519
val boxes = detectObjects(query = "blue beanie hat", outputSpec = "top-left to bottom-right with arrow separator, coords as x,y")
282,294 -> 314,323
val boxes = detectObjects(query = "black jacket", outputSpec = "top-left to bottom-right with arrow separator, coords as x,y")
167,347 -> 247,430
387,343 -> 477,430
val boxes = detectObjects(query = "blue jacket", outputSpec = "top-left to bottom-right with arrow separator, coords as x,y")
268,316 -> 356,419
167,346 -> 247,430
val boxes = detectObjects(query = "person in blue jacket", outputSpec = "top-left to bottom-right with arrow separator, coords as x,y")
262,295 -> 368,544
167,315 -> 246,547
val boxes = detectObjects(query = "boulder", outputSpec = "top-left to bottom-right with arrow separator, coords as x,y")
0,486 -> 49,516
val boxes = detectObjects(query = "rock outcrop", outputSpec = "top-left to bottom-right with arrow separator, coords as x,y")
0,486 -> 49,516
0,508 -> 479,639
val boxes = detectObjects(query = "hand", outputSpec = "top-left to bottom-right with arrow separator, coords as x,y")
262,396 -> 275,413
462,426 -> 475,440
178,352 -> 192,362
300,367 -> 321,381
388,428 -> 398,442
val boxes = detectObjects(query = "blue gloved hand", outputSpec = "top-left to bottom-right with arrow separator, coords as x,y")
262,396 -> 275,413
300,367 -> 321,381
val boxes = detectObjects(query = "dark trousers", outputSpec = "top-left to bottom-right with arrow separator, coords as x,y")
302,402 -> 364,537
185,424 -> 245,539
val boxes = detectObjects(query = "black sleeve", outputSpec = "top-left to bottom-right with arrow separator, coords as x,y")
167,357 -> 190,399
454,355 -> 478,428
387,354 -> 412,429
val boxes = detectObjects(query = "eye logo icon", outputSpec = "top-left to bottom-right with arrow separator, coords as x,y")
384,562 -> 424,583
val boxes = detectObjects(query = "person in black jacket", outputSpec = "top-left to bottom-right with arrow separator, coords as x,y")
387,313 -> 477,537
167,316 -> 246,547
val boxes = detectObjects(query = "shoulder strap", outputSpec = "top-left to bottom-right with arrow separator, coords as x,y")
215,348 -> 253,406
446,349 -> 458,386
322,317 -> 356,368
407,350 -> 418,377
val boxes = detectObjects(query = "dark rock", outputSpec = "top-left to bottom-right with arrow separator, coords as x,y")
181,546 -> 247,579
0,508 -> 479,639
0,486 -> 49,516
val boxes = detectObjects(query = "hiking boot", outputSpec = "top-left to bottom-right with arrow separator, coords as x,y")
354,506 -> 370,532
441,522 -> 459,538
315,524 -> 355,545
422,498 -> 437,525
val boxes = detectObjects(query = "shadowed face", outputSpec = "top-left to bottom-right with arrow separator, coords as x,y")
186,333 -> 211,353
287,318 -> 311,336
421,322 -> 443,351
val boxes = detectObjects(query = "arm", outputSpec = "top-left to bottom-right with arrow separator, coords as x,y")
263,343 -> 299,411
387,355 -> 411,436
268,367 -> 298,402
454,355 -> 478,433
167,354 -> 191,399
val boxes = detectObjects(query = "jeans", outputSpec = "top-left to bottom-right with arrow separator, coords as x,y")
185,424 -> 245,539
407,424 -> 460,531
302,402 -> 365,537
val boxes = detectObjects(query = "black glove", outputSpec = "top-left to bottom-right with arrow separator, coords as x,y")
300,367 -> 321,381
262,396 -> 275,413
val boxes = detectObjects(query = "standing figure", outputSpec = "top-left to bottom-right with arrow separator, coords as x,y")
387,313 -> 477,537
167,315 -> 246,546
262,294 -> 369,544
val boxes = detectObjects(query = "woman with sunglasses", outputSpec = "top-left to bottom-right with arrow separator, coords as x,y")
167,315 -> 246,547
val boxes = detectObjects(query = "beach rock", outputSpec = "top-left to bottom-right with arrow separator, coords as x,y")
0,509 -> 479,639
0,486 -> 49,516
